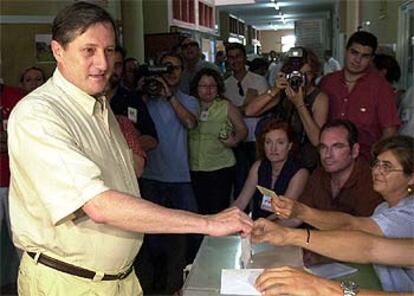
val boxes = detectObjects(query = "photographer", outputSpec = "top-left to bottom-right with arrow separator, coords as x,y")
136,52 -> 200,294
245,47 -> 329,170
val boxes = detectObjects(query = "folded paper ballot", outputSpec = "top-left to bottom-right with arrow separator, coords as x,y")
220,269 -> 263,295
309,262 -> 358,279
256,185 -> 278,212
240,236 -> 252,269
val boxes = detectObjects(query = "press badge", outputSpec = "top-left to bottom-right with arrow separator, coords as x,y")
256,185 -> 278,212
127,107 -> 138,123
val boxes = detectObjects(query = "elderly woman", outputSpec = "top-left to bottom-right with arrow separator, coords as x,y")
189,68 -> 247,214
232,119 -> 308,220
257,135 -> 414,292
245,47 -> 329,170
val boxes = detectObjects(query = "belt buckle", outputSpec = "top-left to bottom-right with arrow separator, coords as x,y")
118,269 -> 128,280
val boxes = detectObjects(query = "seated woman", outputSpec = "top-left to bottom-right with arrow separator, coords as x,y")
20,66 -> 46,93
269,135 -> 414,292
245,47 -> 328,170
189,68 -> 247,214
233,119 -> 308,220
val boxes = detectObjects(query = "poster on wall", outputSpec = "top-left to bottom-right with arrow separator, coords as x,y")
35,34 -> 55,63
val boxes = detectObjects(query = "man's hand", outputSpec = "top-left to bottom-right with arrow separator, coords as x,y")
271,195 -> 301,219
255,266 -> 339,296
205,207 -> 253,237
251,218 -> 289,246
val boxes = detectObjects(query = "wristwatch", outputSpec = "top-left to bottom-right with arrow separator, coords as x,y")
340,281 -> 359,296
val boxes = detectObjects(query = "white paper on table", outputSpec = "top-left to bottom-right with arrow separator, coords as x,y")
309,263 -> 358,279
220,269 -> 263,295
240,236 -> 252,268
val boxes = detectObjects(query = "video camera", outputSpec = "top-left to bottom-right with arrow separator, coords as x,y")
285,47 -> 307,91
136,63 -> 175,97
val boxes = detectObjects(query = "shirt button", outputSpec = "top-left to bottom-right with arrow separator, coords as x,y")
341,113 -> 345,117
344,98 -> 348,102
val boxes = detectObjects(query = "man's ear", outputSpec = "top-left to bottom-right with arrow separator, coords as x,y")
351,143 -> 360,159
51,40 -> 63,62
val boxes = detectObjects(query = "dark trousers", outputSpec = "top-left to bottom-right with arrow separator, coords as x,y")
233,142 -> 257,198
191,166 -> 234,215
134,179 -> 202,294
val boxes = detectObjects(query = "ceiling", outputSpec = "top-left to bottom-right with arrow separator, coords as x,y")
216,0 -> 337,31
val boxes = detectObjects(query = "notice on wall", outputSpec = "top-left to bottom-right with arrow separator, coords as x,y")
35,34 -> 54,63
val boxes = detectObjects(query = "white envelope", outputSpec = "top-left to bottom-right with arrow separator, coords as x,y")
220,269 -> 263,295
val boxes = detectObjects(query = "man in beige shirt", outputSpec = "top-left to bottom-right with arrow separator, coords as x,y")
7,2 -> 252,295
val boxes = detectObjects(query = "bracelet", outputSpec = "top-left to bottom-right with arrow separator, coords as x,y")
305,228 -> 311,245
296,103 -> 306,109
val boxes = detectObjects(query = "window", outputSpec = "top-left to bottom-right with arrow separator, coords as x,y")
281,35 -> 296,52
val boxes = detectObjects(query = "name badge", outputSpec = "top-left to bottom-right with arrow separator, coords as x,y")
260,195 -> 273,212
200,110 -> 209,121
127,107 -> 138,123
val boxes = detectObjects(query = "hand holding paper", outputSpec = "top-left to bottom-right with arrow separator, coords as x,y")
256,185 -> 278,213
271,194 -> 301,219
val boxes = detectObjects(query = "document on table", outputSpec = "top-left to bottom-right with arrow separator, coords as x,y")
220,269 -> 263,295
309,262 -> 358,279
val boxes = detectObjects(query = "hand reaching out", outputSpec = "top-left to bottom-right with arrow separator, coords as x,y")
251,218 -> 289,246
255,266 -> 339,296
271,195 -> 302,220
206,207 -> 253,237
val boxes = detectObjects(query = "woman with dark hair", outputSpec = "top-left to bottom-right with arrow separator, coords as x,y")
245,47 -> 329,170
20,66 -> 46,93
233,119 -> 308,220
189,68 -> 247,214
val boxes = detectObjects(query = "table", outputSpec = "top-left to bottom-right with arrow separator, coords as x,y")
182,235 -> 382,296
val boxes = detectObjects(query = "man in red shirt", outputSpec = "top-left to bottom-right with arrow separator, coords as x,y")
1,82 -> 25,234
320,31 -> 400,161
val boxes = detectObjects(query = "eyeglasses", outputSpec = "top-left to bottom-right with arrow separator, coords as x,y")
181,42 -> 198,49
198,84 -> 217,89
237,81 -> 244,96
370,159 -> 404,175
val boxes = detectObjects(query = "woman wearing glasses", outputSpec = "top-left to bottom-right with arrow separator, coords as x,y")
188,68 -> 247,214
266,135 -> 414,292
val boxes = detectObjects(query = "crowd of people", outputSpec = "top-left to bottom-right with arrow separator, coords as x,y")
0,1 -> 413,296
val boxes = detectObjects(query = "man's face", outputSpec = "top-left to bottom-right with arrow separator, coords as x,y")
181,39 -> 200,62
51,22 -> 116,96
319,127 -> 358,174
161,56 -> 183,87
108,51 -> 123,90
345,43 -> 374,75
227,48 -> 246,73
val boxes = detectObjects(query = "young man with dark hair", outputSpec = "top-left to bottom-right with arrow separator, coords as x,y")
8,2 -> 252,295
224,42 -> 269,198
320,31 -> 400,161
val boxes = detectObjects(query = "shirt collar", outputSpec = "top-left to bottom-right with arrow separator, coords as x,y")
340,67 -> 374,84
51,68 -> 106,116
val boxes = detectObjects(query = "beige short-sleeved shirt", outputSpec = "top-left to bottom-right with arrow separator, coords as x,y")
8,69 -> 143,274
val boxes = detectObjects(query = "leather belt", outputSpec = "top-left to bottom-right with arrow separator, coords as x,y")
27,252 -> 133,281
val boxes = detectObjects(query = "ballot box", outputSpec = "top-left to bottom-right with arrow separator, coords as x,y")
182,235 -> 304,296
